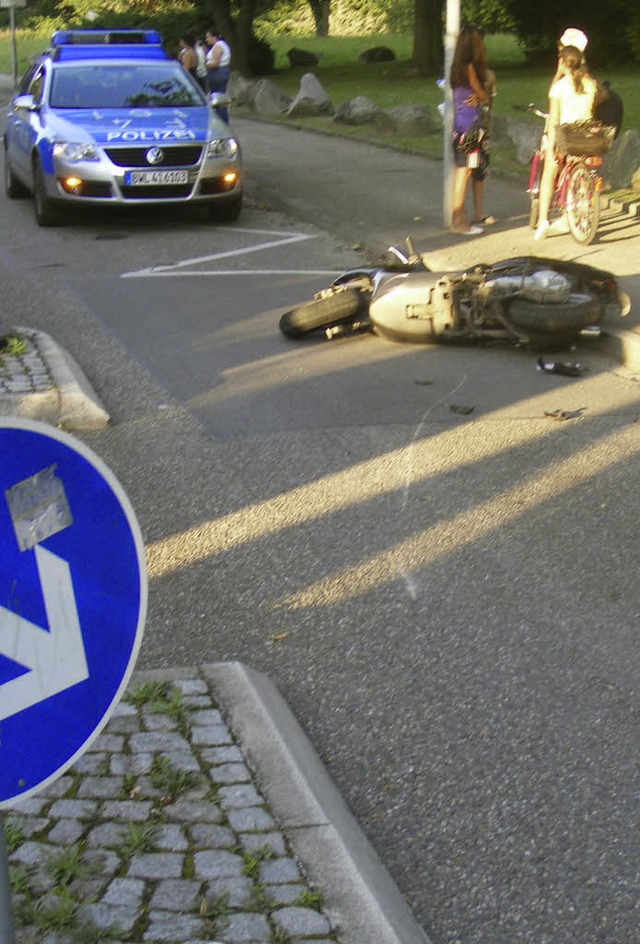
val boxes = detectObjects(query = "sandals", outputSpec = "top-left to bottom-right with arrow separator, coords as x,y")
473,215 -> 497,225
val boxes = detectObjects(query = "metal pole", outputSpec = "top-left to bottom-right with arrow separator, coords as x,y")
0,814 -> 17,944
9,5 -> 18,89
443,0 -> 460,228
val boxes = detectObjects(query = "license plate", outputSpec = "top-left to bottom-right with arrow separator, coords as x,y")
125,170 -> 189,185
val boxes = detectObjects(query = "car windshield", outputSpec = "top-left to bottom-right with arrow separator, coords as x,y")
50,64 -> 204,109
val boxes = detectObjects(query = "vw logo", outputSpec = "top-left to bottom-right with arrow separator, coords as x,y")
145,147 -> 164,166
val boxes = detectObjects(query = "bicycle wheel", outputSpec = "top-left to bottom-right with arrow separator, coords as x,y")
566,164 -> 600,245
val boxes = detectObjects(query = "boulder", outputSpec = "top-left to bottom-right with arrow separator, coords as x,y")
487,113 -> 511,146
287,48 -> 321,68
227,72 -> 257,108
385,104 -> 437,135
602,129 -> 640,188
373,110 -> 399,134
287,73 -> 333,117
252,79 -> 292,117
358,46 -> 396,63
333,96 -> 381,126
504,118 -> 541,164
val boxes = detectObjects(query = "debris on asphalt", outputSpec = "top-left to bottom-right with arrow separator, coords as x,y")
536,357 -> 585,377
450,404 -> 475,415
544,408 -> 586,421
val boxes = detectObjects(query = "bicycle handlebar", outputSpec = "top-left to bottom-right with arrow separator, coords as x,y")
513,103 -> 549,121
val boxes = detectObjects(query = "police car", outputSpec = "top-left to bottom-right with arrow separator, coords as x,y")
3,29 -> 243,225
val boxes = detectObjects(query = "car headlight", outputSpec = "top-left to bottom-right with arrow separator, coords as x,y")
52,142 -> 100,163
206,137 -> 239,160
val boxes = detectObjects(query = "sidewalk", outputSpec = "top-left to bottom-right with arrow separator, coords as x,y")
4,663 -> 430,944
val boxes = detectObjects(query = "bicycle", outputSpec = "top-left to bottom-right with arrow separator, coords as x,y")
524,104 -> 615,246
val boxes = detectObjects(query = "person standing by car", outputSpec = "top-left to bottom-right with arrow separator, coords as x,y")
205,28 -> 232,120
194,34 -> 208,91
177,34 -> 198,84
449,24 -> 492,236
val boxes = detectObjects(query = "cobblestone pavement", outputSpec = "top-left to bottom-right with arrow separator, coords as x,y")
0,330 -> 55,396
4,674 -> 336,944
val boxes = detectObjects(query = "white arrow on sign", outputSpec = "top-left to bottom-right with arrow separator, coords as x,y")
0,545 -> 89,722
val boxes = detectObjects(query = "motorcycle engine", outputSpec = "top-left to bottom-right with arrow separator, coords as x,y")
480,270 -> 572,304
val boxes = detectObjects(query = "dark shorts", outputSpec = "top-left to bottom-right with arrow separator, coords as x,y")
452,139 -> 490,181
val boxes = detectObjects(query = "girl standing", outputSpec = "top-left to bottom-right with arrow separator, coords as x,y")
534,45 -> 598,239
449,25 -> 492,236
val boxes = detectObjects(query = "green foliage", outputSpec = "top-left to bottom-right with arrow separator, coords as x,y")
254,0 -> 414,38
18,886 -> 80,932
46,843 -> 89,887
0,333 -> 28,357
462,0 -> 515,33
502,0 -> 638,65
150,755 -> 200,800
3,820 -> 24,853
125,679 -> 173,707
296,888 -> 324,910
147,685 -> 192,736
119,821 -> 160,859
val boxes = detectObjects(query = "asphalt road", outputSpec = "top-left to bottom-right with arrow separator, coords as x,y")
2,111 -> 640,944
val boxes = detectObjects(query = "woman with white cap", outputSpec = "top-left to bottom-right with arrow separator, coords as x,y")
534,42 -> 598,239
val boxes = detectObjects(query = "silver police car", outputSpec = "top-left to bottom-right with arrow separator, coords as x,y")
3,29 -> 243,225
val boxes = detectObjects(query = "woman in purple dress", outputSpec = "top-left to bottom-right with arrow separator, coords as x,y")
449,25 -> 492,235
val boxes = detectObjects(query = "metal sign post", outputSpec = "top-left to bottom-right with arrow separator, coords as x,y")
0,0 -> 26,87
443,0 -> 460,228
0,814 -> 16,944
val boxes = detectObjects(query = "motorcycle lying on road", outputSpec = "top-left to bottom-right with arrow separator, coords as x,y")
279,239 -> 630,348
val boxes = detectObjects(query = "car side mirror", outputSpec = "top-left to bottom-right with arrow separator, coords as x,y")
13,94 -> 38,111
209,92 -> 230,109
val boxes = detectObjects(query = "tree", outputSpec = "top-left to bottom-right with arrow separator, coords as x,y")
503,0 -> 637,65
308,0 -> 330,36
412,0 -> 444,75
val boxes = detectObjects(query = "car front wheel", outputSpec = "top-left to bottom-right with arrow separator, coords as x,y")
4,147 -> 29,199
33,159 -> 61,227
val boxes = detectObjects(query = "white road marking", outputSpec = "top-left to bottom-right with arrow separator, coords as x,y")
122,227 -> 323,278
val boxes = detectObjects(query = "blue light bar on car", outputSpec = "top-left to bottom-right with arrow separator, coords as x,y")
52,44 -> 168,61
51,29 -> 163,46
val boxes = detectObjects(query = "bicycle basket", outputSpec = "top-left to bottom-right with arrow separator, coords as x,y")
555,121 -> 616,157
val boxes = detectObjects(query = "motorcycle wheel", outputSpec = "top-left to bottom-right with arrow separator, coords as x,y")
279,287 -> 365,339
566,165 -> 600,245
508,293 -> 602,337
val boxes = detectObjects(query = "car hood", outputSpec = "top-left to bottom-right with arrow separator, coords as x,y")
45,106 -> 225,145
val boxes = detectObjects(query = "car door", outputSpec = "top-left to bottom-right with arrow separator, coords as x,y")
7,64 -> 46,189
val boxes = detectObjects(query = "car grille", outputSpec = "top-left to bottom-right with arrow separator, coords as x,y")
104,145 -> 203,168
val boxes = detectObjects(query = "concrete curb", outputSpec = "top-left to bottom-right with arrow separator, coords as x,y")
0,327 -> 110,430
201,661 -> 433,944
601,324 -> 640,372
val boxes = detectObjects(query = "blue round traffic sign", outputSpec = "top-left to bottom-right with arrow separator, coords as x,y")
0,418 -> 147,808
